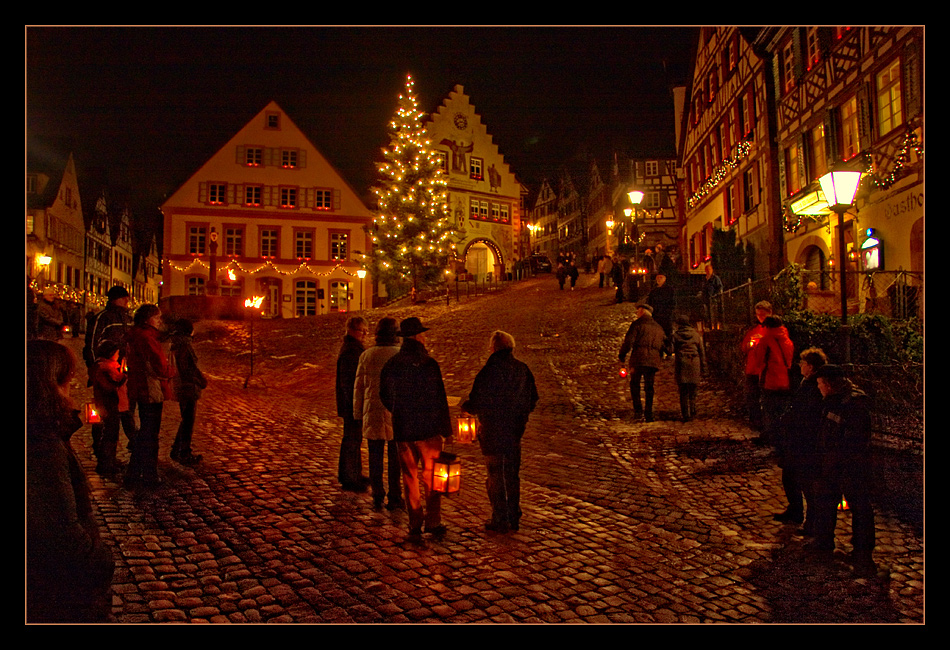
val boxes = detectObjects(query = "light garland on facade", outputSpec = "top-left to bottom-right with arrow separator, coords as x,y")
686,139 -> 753,210
167,257 -> 362,278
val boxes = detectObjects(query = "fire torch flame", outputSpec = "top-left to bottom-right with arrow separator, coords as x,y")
245,295 -> 265,309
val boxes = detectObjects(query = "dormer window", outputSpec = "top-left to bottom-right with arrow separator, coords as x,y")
266,112 -> 281,129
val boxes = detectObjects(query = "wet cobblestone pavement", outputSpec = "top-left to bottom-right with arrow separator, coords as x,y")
58,274 -> 924,624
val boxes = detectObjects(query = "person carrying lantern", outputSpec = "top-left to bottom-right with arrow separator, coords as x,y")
462,331 -> 539,533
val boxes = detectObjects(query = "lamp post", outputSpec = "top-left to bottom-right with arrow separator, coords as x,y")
818,169 -> 862,363
356,268 -> 367,311
818,169 -> 863,324
625,189 -> 644,261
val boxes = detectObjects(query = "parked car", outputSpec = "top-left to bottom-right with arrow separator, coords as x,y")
530,255 -> 552,273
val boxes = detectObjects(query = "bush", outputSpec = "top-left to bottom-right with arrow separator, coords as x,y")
781,309 -> 922,365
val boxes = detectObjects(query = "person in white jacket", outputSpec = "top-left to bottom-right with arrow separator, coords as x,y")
353,317 -> 405,511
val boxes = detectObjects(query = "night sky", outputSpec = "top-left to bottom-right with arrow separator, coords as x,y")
26,26 -> 698,236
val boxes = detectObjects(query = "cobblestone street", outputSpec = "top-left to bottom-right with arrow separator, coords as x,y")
58,274 -> 924,624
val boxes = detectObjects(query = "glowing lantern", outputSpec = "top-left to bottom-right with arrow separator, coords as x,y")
85,402 -> 101,424
619,367 -> 628,378
431,452 -> 461,495
244,295 -> 265,309
456,415 -> 478,443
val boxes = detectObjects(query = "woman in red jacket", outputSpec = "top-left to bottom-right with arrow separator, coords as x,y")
125,304 -> 175,488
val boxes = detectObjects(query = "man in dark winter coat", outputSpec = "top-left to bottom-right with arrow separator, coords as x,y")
648,273 -> 675,355
380,317 -> 452,539
619,303 -> 666,422
808,364 -> 877,576
462,331 -> 539,533
336,316 -> 369,491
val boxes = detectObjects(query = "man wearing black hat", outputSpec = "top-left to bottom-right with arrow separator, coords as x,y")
380,317 -> 452,540
619,303 -> 666,422
809,364 -> 877,576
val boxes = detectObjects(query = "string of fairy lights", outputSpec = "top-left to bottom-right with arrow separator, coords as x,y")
165,257 -> 364,279
783,127 -> 922,233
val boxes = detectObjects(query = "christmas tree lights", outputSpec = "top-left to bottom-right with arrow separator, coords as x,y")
369,74 -> 456,295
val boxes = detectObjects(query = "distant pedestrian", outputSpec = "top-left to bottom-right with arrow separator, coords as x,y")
568,262 -> 579,290
170,319 -> 208,466
556,263 -> 567,290
648,273 -> 675,355
90,339 -> 128,477
27,340 -> 115,623
336,316 -> 370,491
611,255 -> 624,303
380,317 -> 452,540
36,287 -> 64,340
597,256 -> 607,288
808,365 -> 877,576
619,303 -> 666,422
773,347 -> 828,531
741,300 -> 773,432
125,304 -> 175,488
353,317 -> 405,511
672,315 -> 705,422
701,264 -> 724,327
462,331 -> 539,533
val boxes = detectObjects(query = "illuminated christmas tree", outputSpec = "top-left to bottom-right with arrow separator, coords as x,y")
369,74 -> 455,297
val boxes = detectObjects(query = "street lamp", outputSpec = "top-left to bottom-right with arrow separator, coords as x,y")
818,169 -> 863,324
356,268 -> 367,310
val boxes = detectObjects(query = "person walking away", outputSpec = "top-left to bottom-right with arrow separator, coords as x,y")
597,256 -> 606,288
648,273 -> 675,356
741,300 -> 773,432
462,331 -> 539,533
611,255 -> 625,303
336,316 -> 370,491
808,365 -> 877,576
353,317 -> 405,511
170,319 -> 208,465
672,315 -> 705,422
773,347 -> 828,531
568,261 -> 579,290
125,304 -> 175,488
91,339 -> 128,477
380,317 -> 452,540
27,340 -> 115,623
556,263 -> 567,290
751,315 -> 794,444
619,303 -> 666,422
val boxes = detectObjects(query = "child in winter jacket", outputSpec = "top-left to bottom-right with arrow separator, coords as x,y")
91,340 -> 128,475
672,315 -> 706,421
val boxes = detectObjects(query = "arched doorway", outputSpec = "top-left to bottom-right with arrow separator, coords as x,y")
463,238 -> 505,283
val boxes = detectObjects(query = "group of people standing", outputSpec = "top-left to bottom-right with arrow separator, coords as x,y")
741,301 -> 878,575
335,315 -> 538,541
26,288 -> 209,622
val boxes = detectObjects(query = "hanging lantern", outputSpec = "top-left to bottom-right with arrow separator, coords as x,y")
85,402 -> 102,424
431,452 -> 461,495
456,415 -> 478,443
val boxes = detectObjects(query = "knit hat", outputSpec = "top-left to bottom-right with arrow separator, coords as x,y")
635,302 -> 654,315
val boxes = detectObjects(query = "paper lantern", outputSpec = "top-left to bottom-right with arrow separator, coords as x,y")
431,452 -> 461,495
456,415 -> 478,443
619,367 -> 628,378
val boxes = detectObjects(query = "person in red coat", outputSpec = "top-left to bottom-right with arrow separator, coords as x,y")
751,315 -> 794,444
740,300 -> 773,432
125,304 -> 175,488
